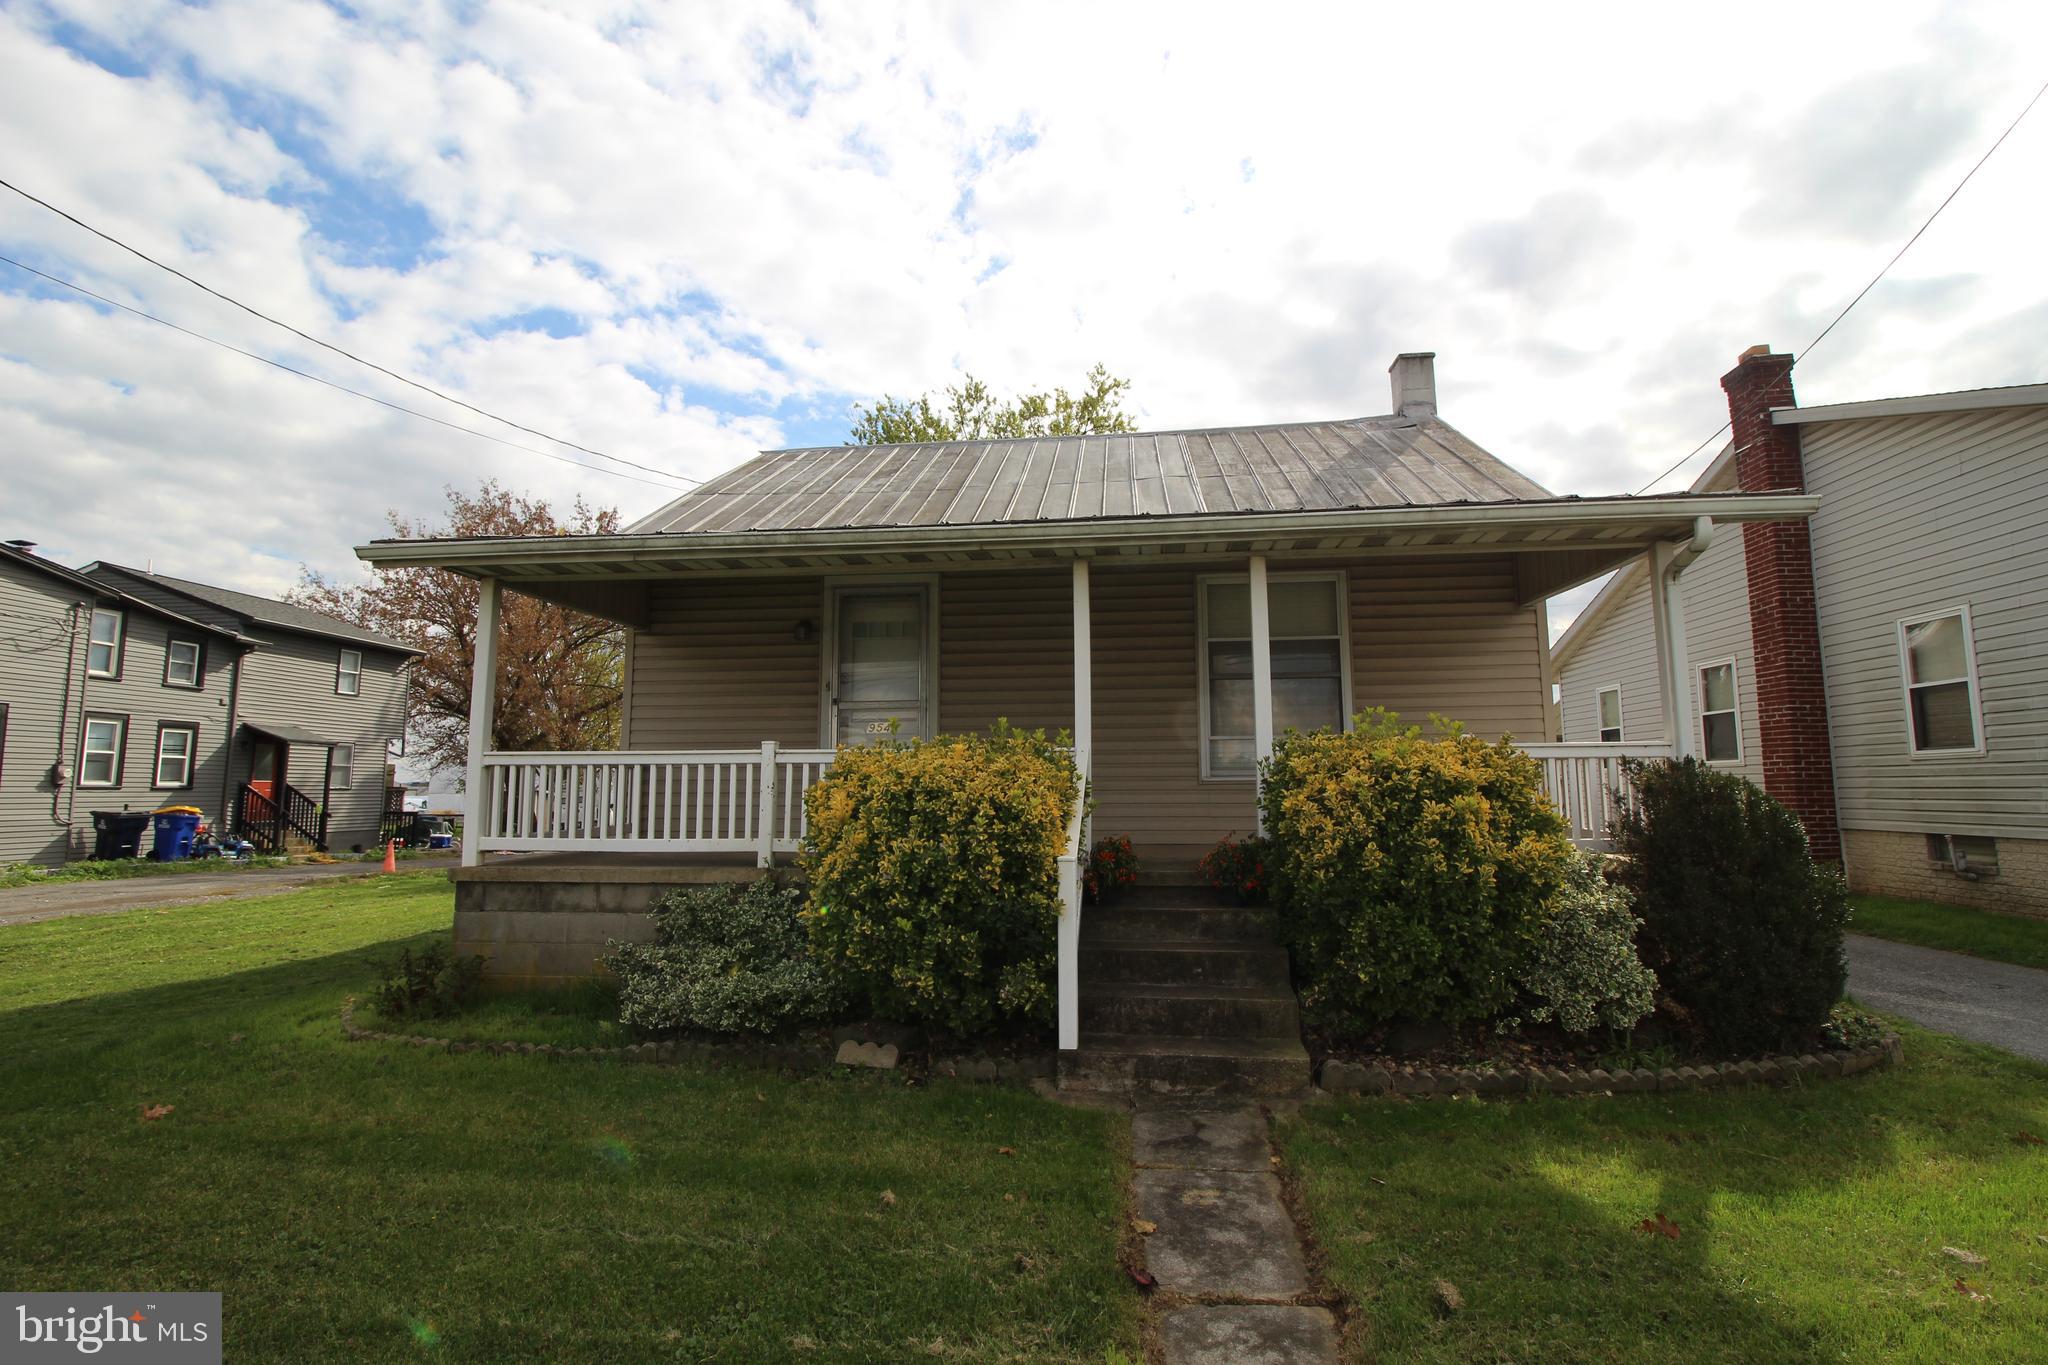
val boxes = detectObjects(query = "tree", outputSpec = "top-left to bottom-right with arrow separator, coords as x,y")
847,363 -> 1138,444
291,482 -> 623,776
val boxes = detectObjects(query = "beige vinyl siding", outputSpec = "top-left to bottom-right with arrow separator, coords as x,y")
1555,565 -> 1664,745
1671,525 -> 1763,784
619,556 -> 1548,869
232,628 -> 408,851
1802,404 -> 2048,838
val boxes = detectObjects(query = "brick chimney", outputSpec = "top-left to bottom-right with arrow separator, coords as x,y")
1388,352 -> 1437,418
1722,346 -> 1841,862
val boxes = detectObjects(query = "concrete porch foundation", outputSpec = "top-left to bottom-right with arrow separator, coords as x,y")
452,853 -> 801,990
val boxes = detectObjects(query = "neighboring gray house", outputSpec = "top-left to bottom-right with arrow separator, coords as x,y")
1553,354 -> 2048,915
0,542 -> 414,866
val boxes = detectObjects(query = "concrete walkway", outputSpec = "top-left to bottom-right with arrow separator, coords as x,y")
1132,1107 -> 1337,1364
1847,933 -> 2048,1064
0,855 -> 456,926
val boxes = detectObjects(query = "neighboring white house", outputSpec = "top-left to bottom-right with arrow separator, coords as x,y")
1553,357 -> 2048,916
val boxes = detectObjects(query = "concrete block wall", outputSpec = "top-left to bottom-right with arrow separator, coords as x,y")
1845,828 -> 2048,919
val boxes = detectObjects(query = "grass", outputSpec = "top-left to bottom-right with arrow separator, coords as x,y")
0,854 -> 290,888
0,875 -> 1139,1362
1850,894 -> 2048,971
1282,1024 -> 2048,1362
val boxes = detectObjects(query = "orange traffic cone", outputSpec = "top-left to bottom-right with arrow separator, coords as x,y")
382,839 -> 398,874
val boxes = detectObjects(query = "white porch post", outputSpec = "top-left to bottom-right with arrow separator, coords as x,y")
756,740 -> 779,868
1058,556 -> 1092,1054
1650,542 -> 1696,758
462,576 -> 501,868
1071,558 -> 1092,773
1249,554 -> 1275,831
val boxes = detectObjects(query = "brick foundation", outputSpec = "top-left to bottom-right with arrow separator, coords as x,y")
1723,348 -> 1842,861
1844,828 -> 2048,919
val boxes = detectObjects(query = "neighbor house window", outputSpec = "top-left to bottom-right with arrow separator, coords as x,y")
1898,608 -> 1982,753
154,725 -> 198,789
331,743 -> 354,789
337,649 -> 362,696
81,714 -> 126,787
165,638 -> 203,688
87,608 -> 123,677
1200,573 -> 1348,778
1697,661 -> 1740,762
1597,686 -> 1623,743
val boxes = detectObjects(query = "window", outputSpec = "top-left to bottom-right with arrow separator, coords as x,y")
337,649 -> 362,696
87,608 -> 123,677
1697,661 -> 1741,762
165,638 -> 203,689
1597,686 -> 1623,743
1898,608 -> 1983,753
81,714 -> 126,787
1199,573 -> 1348,778
154,724 -> 198,789
331,742 -> 354,789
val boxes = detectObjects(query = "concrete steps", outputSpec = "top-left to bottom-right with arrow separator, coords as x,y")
1061,888 -> 1310,1098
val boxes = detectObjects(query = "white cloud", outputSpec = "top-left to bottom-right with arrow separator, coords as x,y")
1,0 -> 2045,604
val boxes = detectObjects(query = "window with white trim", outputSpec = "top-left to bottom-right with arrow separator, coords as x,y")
337,649 -> 362,696
1697,661 -> 1740,762
331,742 -> 354,789
87,608 -> 123,677
1899,608 -> 1982,753
154,725 -> 197,788
1596,686 -> 1623,743
81,715 -> 125,786
1200,573 -> 1348,778
165,638 -> 202,688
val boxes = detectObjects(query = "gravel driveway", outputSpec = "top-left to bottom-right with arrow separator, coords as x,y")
0,855 -> 456,927
1846,933 -> 2048,1064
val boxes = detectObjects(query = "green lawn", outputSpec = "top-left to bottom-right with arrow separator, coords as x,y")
0,875 -> 1139,1362
1851,893 -> 2048,971
1282,1025 -> 2048,1362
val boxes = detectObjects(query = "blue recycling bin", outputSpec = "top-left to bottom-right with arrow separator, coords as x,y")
151,806 -> 204,861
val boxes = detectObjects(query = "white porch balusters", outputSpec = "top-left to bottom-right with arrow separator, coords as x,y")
1248,554 -> 1275,833
461,577 -> 502,869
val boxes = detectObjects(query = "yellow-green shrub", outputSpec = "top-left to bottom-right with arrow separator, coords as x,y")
800,723 -> 1079,1038
1258,711 -> 1575,1037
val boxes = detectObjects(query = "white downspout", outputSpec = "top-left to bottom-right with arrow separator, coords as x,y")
1650,516 -> 1714,758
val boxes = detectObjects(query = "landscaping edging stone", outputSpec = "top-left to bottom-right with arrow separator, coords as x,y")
1315,1034 -> 1902,1099
337,998 -> 1054,1085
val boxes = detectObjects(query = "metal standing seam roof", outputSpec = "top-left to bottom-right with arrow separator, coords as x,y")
629,414 -> 1556,535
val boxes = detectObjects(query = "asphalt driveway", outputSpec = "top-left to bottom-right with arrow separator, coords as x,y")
1847,932 -> 2048,1064
0,855 -> 455,926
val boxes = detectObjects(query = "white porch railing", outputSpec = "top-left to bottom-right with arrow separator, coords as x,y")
474,743 -> 836,866
1523,743 -> 1673,849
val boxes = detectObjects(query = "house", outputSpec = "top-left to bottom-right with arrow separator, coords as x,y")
1552,349 -> 2048,915
355,351 -> 1819,1064
0,542 -> 415,865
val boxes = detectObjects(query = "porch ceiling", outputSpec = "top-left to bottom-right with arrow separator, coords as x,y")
358,491 -> 1815,593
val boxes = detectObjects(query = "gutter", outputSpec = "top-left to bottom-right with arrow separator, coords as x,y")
354,492 -> 1820,572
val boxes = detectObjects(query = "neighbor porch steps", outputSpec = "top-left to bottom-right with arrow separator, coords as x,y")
1060,885 -> 1312,1097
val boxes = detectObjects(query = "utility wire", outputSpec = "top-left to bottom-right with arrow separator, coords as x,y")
0,253 -> 692,492
0,174 -> 701,487
1634,73 -> 2048,495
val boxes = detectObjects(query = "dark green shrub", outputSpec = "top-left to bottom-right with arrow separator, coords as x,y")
371,941 -> 484,1020
802,722 -> 1079,1039
1083,834 -> 1139,905
1198,833 -> 1273,904
605,880 -> 844,1035
1612,758 -> 1849,1054
1258,711 -> 1575,1036
1506,851 -> 1656,1034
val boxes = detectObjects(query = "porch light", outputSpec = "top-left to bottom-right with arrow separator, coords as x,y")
793,618 -> 815,643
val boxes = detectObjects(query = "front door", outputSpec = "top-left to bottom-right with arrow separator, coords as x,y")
831,587 -> 931,746
249,740 -> 286,800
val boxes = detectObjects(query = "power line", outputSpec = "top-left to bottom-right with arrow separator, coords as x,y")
0,174 -> 701,487
0,253 -> 692,492
1634,73 -> 2048,495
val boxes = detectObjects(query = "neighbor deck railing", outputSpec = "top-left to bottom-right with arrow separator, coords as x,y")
473,744 -> 836,866
1522,743 -> 1673,849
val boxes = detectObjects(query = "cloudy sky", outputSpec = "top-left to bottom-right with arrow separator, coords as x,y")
3,1 -> 2045,634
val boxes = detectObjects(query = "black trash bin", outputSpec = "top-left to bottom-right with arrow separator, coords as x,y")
90,810 -> 151,860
